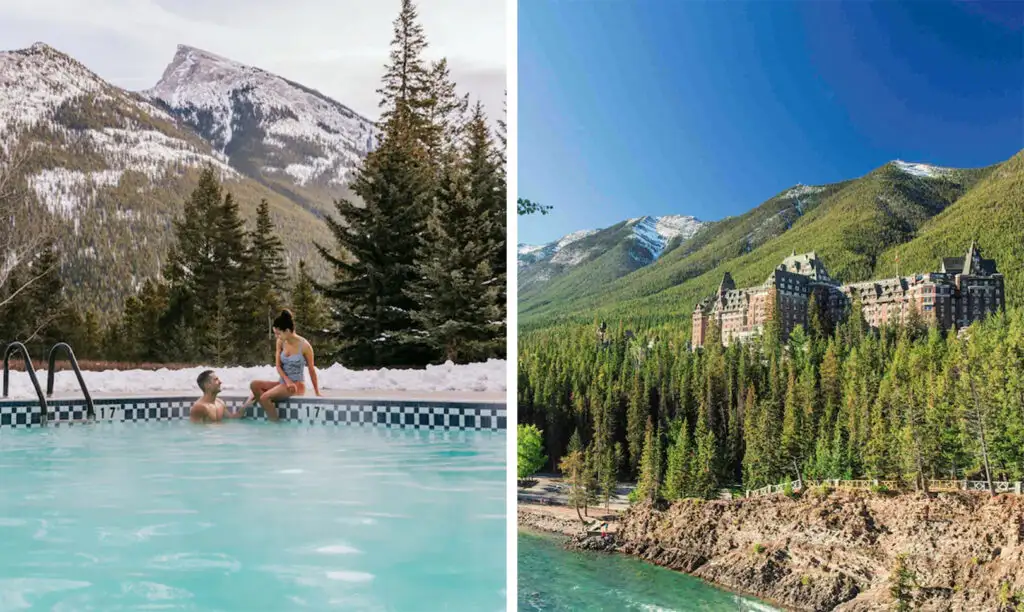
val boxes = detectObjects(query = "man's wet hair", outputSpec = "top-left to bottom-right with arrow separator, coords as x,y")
197,370 -> 215,391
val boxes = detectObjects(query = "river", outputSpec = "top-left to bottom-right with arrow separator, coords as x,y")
518,530 -> 779,611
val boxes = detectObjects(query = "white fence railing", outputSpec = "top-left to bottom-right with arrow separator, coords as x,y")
745,478 -> 1022,498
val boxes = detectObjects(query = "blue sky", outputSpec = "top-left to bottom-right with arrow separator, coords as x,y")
518,0 -> 1024,245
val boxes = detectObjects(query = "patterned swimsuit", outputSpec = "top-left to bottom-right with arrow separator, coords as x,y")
279,344 -> 305,385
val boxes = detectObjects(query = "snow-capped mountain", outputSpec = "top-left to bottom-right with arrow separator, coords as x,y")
0,42 -> 237,202
518,229 -> 599,268
626,215 -> 704,263
518,214 -> 705,291
0,41 -> 369,316
148,45 -> 376,201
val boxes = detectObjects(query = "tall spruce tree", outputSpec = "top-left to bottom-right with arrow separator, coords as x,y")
248,199 -> 289,359
464,101 -> 507,329
162,167 -> 223,362
406,101 -> 503,363
316,1 -> 435,367
291,260 -> 331,350
213,192 -> 257,364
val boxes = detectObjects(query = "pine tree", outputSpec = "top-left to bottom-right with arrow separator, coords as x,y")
206,283 -> 233,366
291,260 -> 331,349
423,58 -> 467,171
636,418 -> 662,502
626,374 -> 648,475
249,199 -> 289,355
693,407 -> 719,498
377,0 -> 433,138
405,103 -> 502,363
664,417 -> 693,500
463,101 -> 507,337
316,1 -> 434,368
215,191 -> 258,364
163,166 -> 223,358
25,242 -> 65,351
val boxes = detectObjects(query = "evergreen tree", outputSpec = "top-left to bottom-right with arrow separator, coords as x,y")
162,166 -> 224,361
405,104 -> 502,363
636,418 -> 662,502
463,101 -> 507,334
249,199 -> 289,358
626,374 -> 648,475
214,192 -> 257,364
693,407 -> 719,498
316,0 -> 434,368
377,0 -> 433,137
291,260 -> 331,348
663,417 -> 693,500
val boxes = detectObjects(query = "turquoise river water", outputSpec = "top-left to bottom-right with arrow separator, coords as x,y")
0,421 -> 505,610
518,530 -> 777,611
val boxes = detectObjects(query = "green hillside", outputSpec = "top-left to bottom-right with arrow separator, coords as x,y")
520,157 -> 1009,333
874,151 -> 1024,307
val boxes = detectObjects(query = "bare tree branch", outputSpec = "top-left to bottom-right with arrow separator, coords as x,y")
0,143 -> 57,305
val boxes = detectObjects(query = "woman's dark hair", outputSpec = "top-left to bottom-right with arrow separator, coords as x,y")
273,309 -> 295,332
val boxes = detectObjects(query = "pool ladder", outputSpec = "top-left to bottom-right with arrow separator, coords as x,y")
2,342 -> 95,425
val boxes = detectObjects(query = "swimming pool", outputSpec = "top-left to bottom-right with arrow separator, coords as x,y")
0,419 -> 506,610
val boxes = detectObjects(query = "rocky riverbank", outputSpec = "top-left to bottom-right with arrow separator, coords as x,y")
518,503 -> 593,537
519,490 -> 1024,611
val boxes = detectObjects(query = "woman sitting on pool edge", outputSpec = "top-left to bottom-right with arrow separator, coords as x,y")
242,309 -> 321,421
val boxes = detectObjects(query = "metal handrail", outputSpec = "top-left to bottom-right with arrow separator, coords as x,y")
46,342 -> 94,419
2,342 -> 48,422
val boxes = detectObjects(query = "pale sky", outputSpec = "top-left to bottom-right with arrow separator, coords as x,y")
0,0 -> 506,123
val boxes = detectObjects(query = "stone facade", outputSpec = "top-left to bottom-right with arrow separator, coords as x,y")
691,244 -> 1004,348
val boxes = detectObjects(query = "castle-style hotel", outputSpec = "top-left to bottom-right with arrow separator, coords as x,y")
692,243 -> 1004,348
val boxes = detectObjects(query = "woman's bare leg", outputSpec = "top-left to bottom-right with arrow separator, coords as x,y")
244,381 -> 278,415
259,383 -> 294,422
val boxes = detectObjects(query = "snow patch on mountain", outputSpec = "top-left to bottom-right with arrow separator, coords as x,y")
518,244 -> 545,256
0,43 -> 107,142
518,229 -> 598,268
783,184 -> 823,199
628,215 -> 703,262
86,128 -> 235,179
893,160 -> 953,179
149,45 -> 376,187
27,169 -> 122,216
556,229 -> 599,251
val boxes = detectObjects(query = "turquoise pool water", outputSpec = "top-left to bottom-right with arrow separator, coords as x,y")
518,531 -> 777,611
0,422 -> 506,610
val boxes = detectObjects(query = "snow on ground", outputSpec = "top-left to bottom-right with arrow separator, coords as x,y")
3,360 -> 506,399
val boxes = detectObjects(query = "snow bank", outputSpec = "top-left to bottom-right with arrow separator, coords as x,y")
3,360 -> 507,399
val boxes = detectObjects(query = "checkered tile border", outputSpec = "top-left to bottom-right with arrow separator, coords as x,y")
0,396 -> 506,431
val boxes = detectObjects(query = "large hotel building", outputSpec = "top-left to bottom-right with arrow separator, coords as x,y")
691,243 -> 1004,348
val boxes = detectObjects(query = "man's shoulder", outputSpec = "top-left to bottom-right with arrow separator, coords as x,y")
190,399 -> 209,417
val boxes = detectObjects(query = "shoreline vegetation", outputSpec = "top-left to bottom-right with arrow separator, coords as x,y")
517,481 -> 1024,611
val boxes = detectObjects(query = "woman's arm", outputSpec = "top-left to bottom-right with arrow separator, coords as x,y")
275,338 -> 292,384
304,341 -> 321,396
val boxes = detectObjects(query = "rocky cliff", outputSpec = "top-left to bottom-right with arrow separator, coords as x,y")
611,490 -> 1024,611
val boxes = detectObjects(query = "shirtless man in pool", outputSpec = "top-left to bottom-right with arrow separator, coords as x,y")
190,370 -> 245,423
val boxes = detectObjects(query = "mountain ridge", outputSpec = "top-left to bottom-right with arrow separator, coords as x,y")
518,155 -> 1015,330
0,41 -> 375,317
